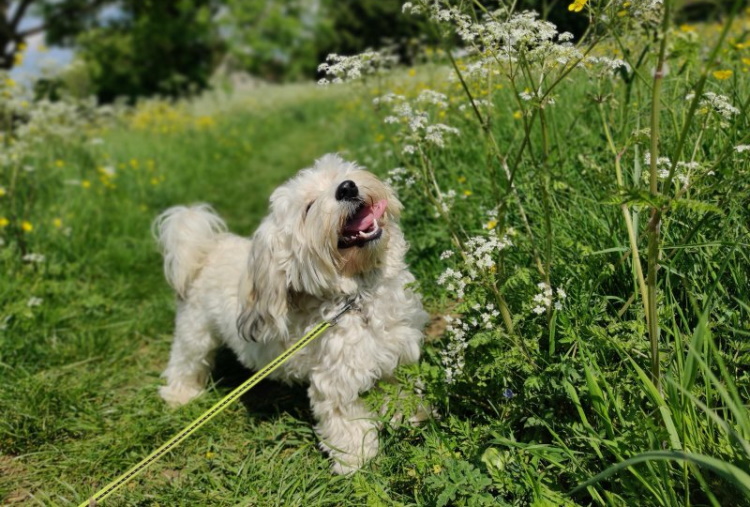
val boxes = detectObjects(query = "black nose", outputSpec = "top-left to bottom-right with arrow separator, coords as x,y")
335,180 -> 359,201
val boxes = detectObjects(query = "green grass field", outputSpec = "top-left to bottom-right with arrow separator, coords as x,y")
2,8 -> 750,506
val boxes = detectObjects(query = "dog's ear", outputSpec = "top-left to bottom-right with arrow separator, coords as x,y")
237,219 -> 289,343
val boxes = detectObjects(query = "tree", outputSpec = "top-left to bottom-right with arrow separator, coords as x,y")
0,0 -> 223,101
0,0 -> 114,70
220,0 -> 332,81
219,0 -> 431,82
74,0 -> 224,102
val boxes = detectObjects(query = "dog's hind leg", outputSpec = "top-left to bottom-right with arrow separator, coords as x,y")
159,307 -> 219,407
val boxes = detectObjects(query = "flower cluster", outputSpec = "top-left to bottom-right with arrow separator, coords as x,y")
464,231 -> 513,275
439,301 -> 503,384
374,90 -> 460,155
440,315 -> 470,384
385,167 -> 417,190
438,229 -> 513,297
407,3 -> 582,70
531,282 -> 566,314
434,188 -> 457,216
0,75 -> 117,168
643,152 -> 701,186
437,267 -> 467,299
687,91 -> 739,128
584,56 -> 632,76
22,253 -> 45,263
470,302 -> 501,330
317,50 -> 399,85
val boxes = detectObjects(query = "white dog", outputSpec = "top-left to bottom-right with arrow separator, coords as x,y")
153,154 -> 428,474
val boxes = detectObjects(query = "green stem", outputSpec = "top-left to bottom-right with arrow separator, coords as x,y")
598,104 -> 649,319
646,0 -> 671,391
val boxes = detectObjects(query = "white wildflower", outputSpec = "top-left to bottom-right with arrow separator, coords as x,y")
531,282 -> 566,314
22,253 -> 45,263
463,230 -> 513,274
437,267 -> 467,298
697,92 -> 739,123
27,297 -> 43,308
440,316 -> 470,384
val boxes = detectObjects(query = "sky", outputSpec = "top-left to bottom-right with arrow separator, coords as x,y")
10,8 -> 74,82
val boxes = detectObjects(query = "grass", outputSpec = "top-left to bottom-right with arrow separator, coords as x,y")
2,12 -> 750,506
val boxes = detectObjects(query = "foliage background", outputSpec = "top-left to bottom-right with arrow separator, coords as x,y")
1,0 -> 750,506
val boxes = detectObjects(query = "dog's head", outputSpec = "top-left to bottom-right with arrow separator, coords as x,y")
238,154 -> 403,341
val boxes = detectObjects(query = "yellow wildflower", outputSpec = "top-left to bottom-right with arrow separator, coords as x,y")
463,190 -> 472,197
195,116 -> 215,129
513,110 -> 523,120
81,180 -> 91,189
205,451 -> 216,459
0,217 -> 8,227
408,68 -> 417,77
374,134 -> 385,143
433,464 -> 443,474
457,176 -> 467,183
679,24 -> 696,33
712,70 -> 733,80
0,186 -> 5,197
54,159 -> 65,168
742,58 -> 750,66
21,221 -> 33,233
485,219 -> 498,229
4,78 -> 15,88
52,218 -> 63,228
568,0 -> 587,12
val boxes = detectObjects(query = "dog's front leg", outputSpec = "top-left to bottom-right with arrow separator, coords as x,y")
308,373 -> 379,474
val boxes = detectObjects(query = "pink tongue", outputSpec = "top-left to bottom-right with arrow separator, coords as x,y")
343,200 -> 387,233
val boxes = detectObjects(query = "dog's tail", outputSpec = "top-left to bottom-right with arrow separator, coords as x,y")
152,204 -> 228,298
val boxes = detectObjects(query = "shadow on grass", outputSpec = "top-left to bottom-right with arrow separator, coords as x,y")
210,347 -> 314,424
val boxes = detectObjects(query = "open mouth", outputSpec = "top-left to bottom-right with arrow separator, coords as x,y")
338,199 -> 387,249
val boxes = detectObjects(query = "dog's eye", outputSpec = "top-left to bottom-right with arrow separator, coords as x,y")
304,201 -> 314,217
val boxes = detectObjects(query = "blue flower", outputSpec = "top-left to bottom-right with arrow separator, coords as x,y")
502,388 -> 514,399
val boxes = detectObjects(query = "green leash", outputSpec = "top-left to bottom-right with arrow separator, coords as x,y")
80,302 -> 354,507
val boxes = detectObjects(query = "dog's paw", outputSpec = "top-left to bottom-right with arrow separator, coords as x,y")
159,383 -> 204,407
330,460 -> 360,476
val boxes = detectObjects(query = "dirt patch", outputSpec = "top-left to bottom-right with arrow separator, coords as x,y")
0,455 -> 31,504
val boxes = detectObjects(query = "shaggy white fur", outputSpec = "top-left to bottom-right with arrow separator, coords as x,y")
153,154 -> 428,474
